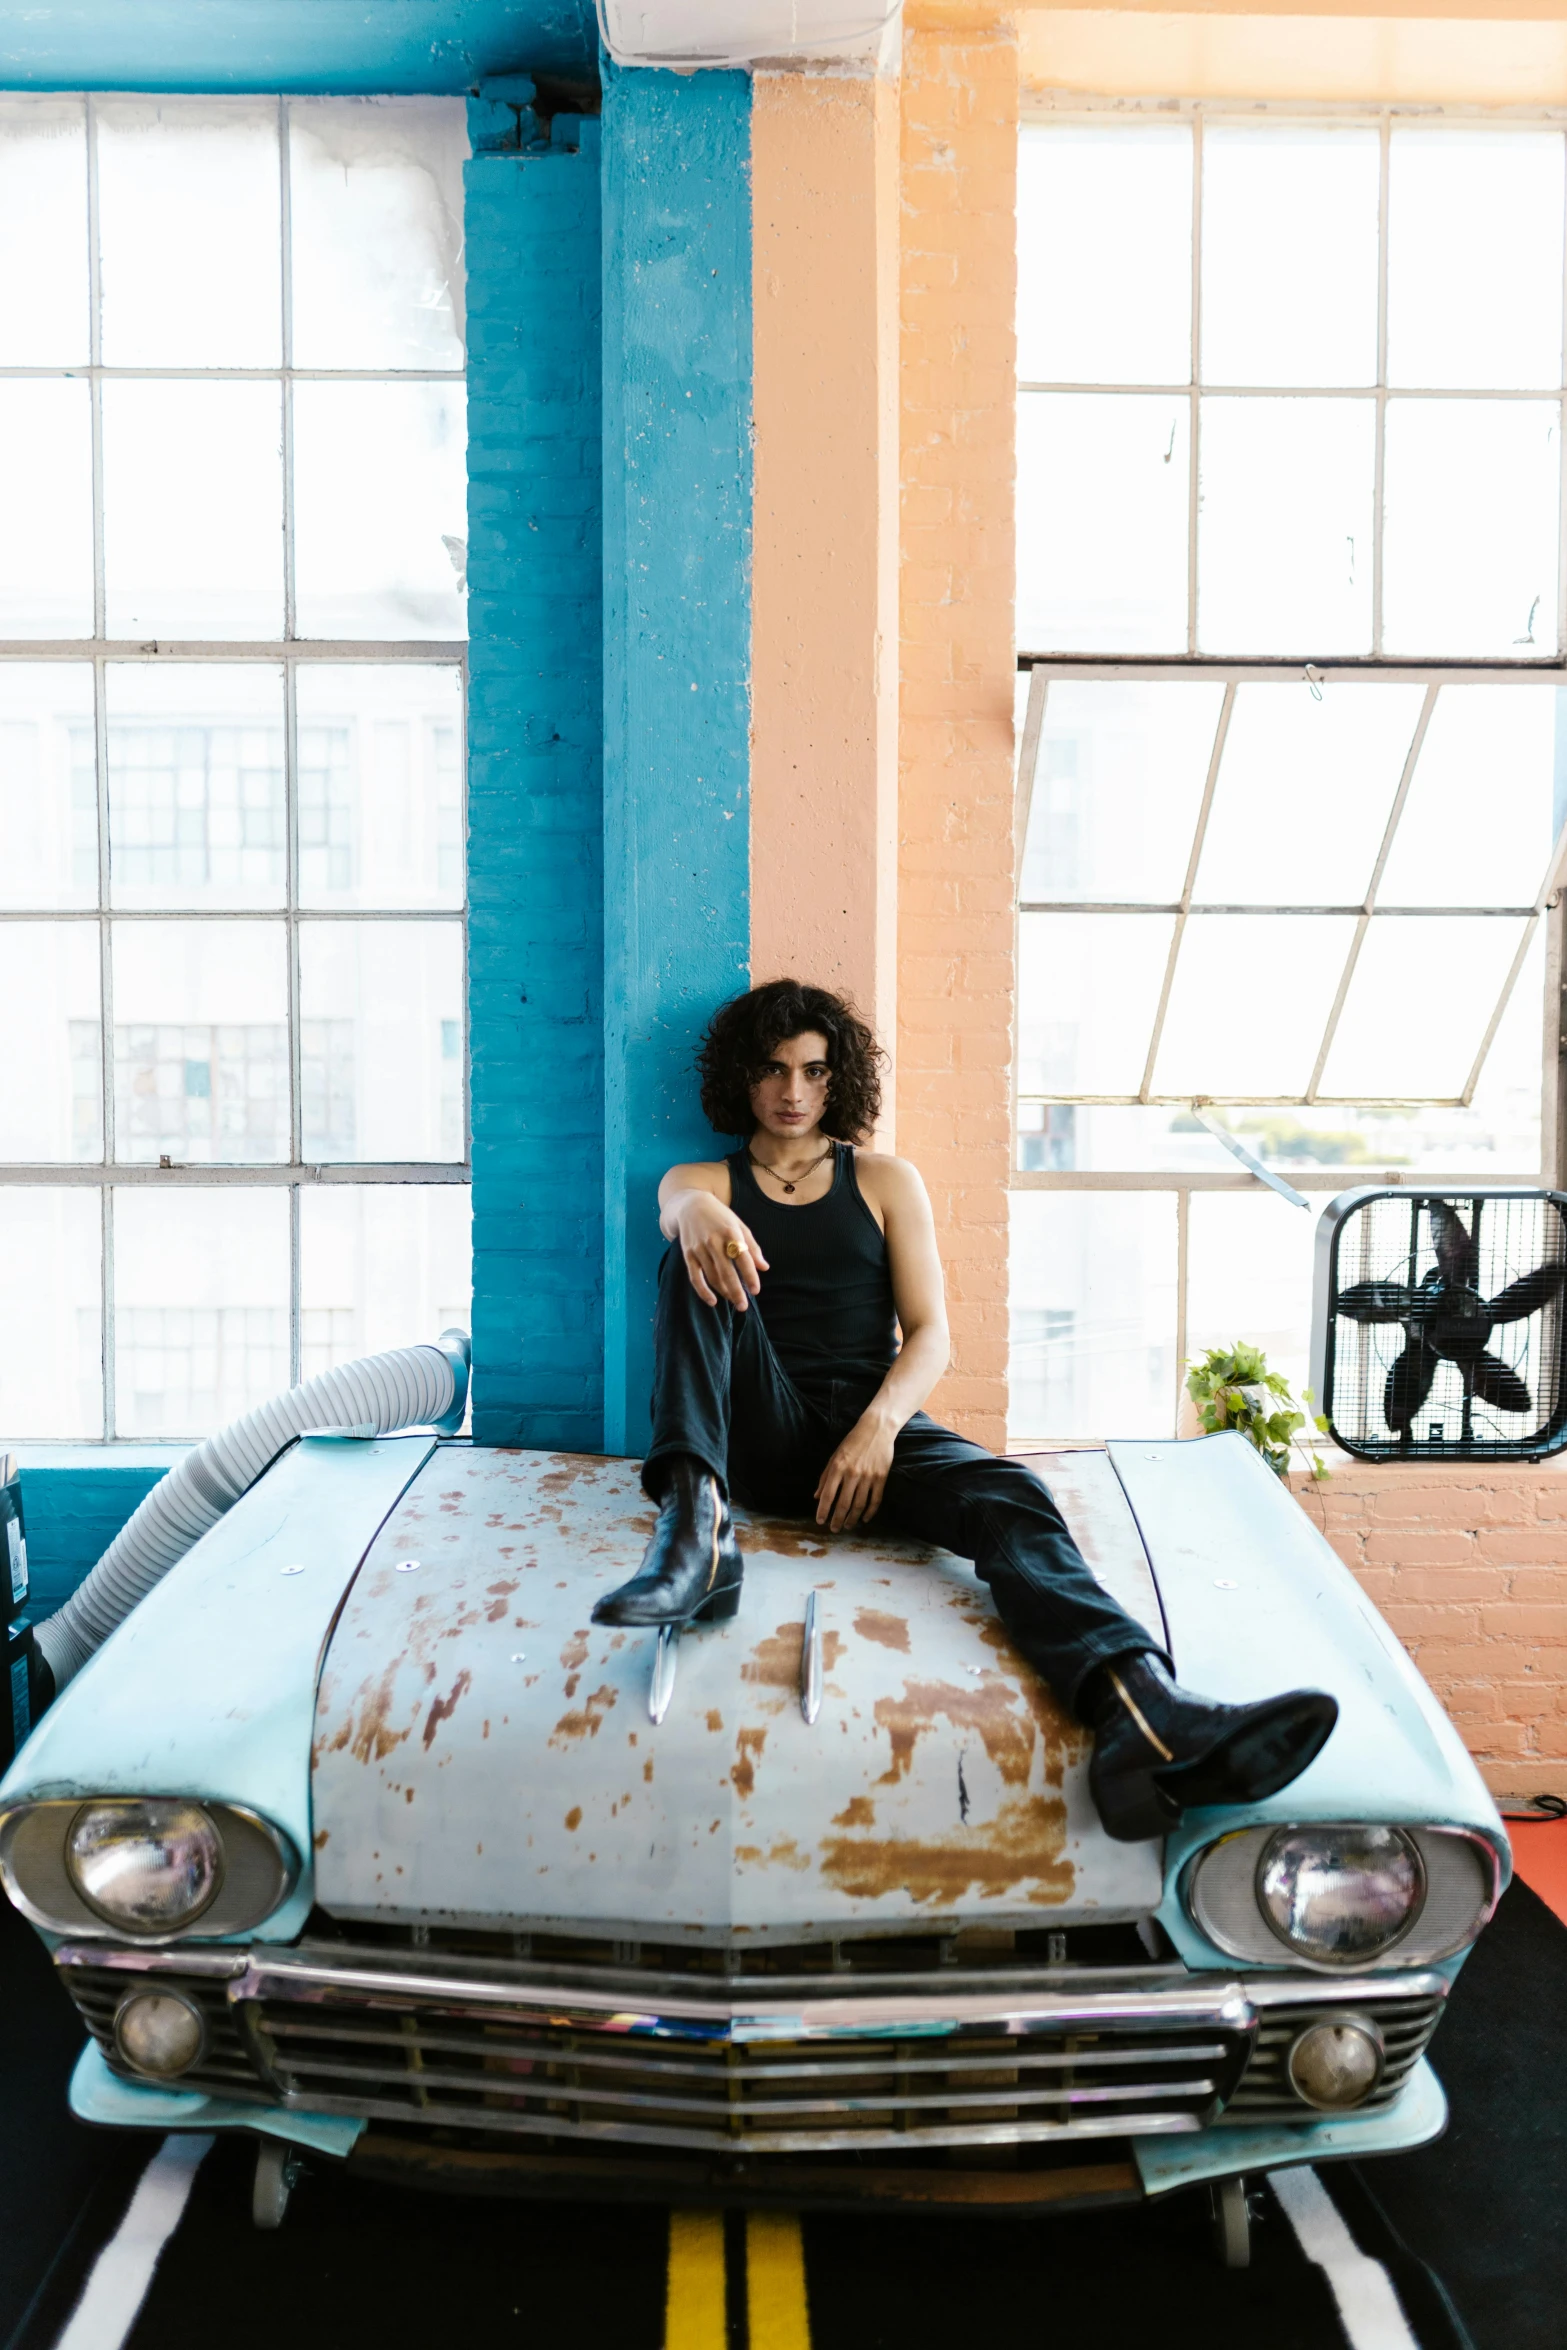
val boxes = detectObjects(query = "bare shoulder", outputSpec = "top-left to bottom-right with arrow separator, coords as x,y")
660,1158 -> 732,1205
853,1150 -> 932,1217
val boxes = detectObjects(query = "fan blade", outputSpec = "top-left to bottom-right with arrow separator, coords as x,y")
1384,1342 -> 1438,1431
1470,1351 -> 1533,1416
1336,1281 -> 1418,1322
1486,1264 -> 1567,1325
1428,1202 -> 1476,1285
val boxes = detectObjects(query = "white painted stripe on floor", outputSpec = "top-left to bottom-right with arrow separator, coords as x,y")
51,2134 -> 212,2350
1269,2167 -> 1420,2350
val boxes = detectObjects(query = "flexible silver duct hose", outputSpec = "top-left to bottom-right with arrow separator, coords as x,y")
36,1331 -> 470,1691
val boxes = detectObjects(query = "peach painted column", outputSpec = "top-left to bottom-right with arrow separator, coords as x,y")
749,69 -> 900,1103
898,8 -> 1019,1447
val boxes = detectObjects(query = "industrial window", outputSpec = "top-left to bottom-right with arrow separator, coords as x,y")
1012,107 -> 1567,1442
0,95 -> 471,1441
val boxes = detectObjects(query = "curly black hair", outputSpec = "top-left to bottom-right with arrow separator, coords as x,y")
697,979 -> 886,1142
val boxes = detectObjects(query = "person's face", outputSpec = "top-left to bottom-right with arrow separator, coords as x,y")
749,1031 -> 832,1142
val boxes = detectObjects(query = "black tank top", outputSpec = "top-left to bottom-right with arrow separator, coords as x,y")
726,1142 -> 898,1394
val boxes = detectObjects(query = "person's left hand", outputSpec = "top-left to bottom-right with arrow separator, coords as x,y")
815,1410 -> 898,1532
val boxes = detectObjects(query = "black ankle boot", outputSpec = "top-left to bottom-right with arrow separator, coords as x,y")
1084,1652 -> 1338,1844
592,1456 -> 743,1629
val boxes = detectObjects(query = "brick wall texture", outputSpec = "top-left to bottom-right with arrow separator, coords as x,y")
465,119 -> 604,1449
1295,1462 -> 1567,1801
897,16 -> 1018,1451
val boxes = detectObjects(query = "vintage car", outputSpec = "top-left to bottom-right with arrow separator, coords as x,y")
0,1426 -> 1507,2261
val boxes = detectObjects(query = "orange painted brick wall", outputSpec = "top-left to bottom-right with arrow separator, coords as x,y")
1294,1462 -> 1567,1803
898,11 -> 1019,1449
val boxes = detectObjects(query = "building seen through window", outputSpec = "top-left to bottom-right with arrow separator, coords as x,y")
1012,110 -> 1567,1443
0,94 -> 472,1440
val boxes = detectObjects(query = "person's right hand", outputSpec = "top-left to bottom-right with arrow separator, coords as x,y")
673,1192 -> 770,1309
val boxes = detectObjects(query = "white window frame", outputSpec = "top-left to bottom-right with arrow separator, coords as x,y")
1013,96 -> 1567,1434
1019,95 -> 1567,666
0,93 -> 470,1442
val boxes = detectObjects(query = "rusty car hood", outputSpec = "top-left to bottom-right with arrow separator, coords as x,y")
309,1447 -> 1166,1941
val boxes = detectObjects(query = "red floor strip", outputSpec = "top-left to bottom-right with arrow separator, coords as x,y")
1506,1819 -> 1567,1931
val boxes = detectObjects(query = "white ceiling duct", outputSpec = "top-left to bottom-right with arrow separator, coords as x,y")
596,1 -> 901,68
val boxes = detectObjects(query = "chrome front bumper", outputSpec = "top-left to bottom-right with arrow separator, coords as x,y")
54,1941 -> 1449,2159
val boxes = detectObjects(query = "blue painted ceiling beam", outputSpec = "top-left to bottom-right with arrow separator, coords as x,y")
0,1 -> 597,91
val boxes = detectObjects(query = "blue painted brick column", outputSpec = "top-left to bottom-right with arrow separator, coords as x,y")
466,105 -> 605,1449
600,66 -> 754,1457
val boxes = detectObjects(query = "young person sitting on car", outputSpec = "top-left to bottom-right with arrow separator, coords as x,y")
592,978 -> 1336,1843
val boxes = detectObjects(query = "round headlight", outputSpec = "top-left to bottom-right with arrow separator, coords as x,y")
1287,2016 -> 1384,2111
66,1800 -> 223,1934
114,1988 -> 206,2079
1257,1824 -> 1425,1965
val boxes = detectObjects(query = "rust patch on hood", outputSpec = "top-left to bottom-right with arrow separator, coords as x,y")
327,1660 -> 412,1765
854,1608 -> 910,1654
560,1629 -> 590,1673
974,1618 -> 1092,1784
732,1726 -> 767,1799
537,1464 -> 593,1494
734,1836 -> 810,1872
551,1684 -> 617,1744
423,1669 -> 471,1750
735,1519 -> 829,1559
833,1795 -> 876,1828
743,1622 -> 804,1687
872,1677 -> 1045,1788
819,1794 -> 1074,1907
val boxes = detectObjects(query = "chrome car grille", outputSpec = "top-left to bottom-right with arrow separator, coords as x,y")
55,1944 -> 1447,2157
1220,1989 -> 1446,2125
248,2012 -> 1242,2155
59,1945 -> 1252,2155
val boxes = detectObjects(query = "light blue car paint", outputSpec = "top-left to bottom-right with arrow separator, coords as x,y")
2,1435 -> 436,1948
69,2041 -> 364,2157
1106,1436 -> 1511,1973
1134,2057 -> 1448,2194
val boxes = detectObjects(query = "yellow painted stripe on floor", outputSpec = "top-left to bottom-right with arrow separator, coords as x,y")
746,2212 -> 812,2350
665,2210 -> 728,2350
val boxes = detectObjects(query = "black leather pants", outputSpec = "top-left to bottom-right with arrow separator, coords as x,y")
642,1249 -> 1164,1715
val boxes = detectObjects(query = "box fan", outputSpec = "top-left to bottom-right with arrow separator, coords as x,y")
1311,1188 -> 1567,1461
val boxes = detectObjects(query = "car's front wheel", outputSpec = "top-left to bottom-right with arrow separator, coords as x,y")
1210,2175 -> 1251,2269
251,2138 -> 302,2230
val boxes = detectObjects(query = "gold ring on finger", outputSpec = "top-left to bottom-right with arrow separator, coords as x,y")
725,1239 -> 745,1260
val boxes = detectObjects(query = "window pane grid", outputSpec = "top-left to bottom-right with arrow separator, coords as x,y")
0,94 -> 470,1439
1018,107 -> 1567,662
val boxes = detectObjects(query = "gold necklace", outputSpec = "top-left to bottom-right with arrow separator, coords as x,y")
747,1142 -> 834,1197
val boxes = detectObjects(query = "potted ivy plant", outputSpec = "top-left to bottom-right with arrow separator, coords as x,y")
1182,1341 -> 1329,1481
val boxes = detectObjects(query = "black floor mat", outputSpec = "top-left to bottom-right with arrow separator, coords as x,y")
804,2186 -> 1348,2350
1344,1875 -> 1567,2350
124,2134 -> 671,2350
0,1896 -> 133,2350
